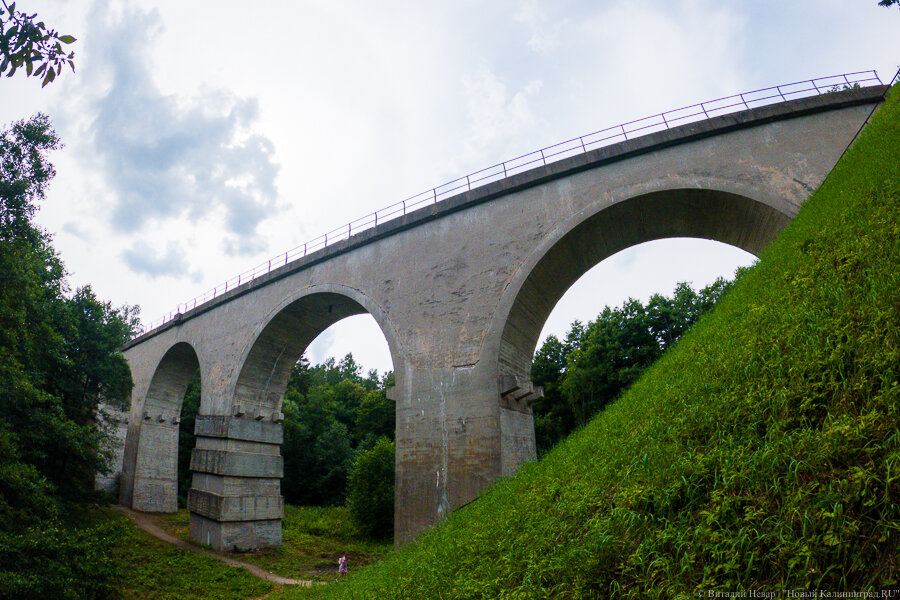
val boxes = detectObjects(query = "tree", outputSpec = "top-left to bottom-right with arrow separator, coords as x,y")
346,437 -> 394,538
177,372 -> 201,505
0,2 -> 75,86
353,389 -> 394,447
0,113 -> 133,598
531,322 -> 583,453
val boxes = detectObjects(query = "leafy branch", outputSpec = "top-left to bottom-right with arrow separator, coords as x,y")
0,1 -> 76,86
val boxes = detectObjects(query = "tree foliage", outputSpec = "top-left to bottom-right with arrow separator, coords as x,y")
0,2 -> 75,86
279,355 -> 394,507
0,114 -> 136,598
532,277 -> 739,454
346,437 -> 395,539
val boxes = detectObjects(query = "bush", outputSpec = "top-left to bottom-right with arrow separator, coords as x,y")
0,517 -> 124,600
346,437 -> 394,538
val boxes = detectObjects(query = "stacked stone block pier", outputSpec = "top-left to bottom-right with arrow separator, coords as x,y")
188,416 -> 284,550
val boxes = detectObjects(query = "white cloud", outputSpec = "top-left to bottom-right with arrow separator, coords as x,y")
121,240 -> 201,281
84,4 -> 280,262
515,0 -> 567,54
460,63 -> 544,166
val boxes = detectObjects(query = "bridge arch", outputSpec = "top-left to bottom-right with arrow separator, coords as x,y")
130,341 -> 202,512
484,186 -> 789,471
493,186 -> 787,379
229,285 -> 404,418
187,285 -> 402,550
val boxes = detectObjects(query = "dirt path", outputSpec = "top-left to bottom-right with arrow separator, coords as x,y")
112,505 -> 316,588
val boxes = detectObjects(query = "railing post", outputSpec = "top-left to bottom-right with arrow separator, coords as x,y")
739,93 -> 749,109
503,162 -> 508,177
403,200 -> 406,214
700,102 -> 709,119
776,85 -> 786,102
466,175 -> 471,191
621,124 -> 628,140
660,112 -> 668,128
811,79 -> 821,94
539,149 -> 546,166
374,212 -> 378,227
433,189 -> 437,204
579,137 -> 586,153
268,259 -> 271,273
348,223 -> 352,237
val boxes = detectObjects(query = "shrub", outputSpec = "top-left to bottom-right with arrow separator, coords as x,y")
346,437 -> 394,539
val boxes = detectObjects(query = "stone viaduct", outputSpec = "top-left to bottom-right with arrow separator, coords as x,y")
116,85 -> 887,550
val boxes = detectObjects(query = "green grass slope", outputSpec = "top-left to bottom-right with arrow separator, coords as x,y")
283,86 -> 900,599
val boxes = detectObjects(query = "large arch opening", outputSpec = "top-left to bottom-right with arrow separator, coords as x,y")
499,188 -> 788,380
188,290 -> 400,550
131,342 -> 201,513
493,187 -> 789,467
537,237 -> 757,348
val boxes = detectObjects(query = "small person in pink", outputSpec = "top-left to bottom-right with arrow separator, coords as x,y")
338,555 -> 348,577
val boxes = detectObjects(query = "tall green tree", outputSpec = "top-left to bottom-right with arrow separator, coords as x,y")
346,437 -> 395,538
0,113 -> 135,599
278,353 -> 395,506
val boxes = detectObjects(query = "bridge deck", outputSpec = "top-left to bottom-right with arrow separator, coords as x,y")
124,84 -> 888,350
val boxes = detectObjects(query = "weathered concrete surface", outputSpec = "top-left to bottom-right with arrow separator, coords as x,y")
95,403 -> 130,494
116,86 -> 887,549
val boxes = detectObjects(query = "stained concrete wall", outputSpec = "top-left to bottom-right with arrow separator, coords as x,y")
95,403 -> 129,494
116,86 -> 886,548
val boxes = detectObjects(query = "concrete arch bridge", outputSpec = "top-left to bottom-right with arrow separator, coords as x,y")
116,84 -> 887,550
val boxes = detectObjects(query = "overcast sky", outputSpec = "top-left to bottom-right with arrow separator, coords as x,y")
3,1 -> 898,374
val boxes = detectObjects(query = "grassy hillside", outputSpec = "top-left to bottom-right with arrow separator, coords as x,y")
278,85 -> 900,599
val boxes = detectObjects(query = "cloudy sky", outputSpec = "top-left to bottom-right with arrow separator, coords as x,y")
3,0 -> 898,374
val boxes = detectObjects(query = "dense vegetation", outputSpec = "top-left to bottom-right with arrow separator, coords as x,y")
274,85 -> 899,598
0,114 -> 138,598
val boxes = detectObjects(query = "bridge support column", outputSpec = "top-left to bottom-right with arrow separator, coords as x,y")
187,415 -> 284,551
131,409 -> 181,513
394,364 -> 538,545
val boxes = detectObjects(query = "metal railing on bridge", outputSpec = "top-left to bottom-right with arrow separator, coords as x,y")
140,69 -> 884,335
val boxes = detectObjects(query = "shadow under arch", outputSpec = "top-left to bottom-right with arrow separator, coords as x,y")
491,187 -> 789,386
229,286 -> 403,419
124,341 -> 201,512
